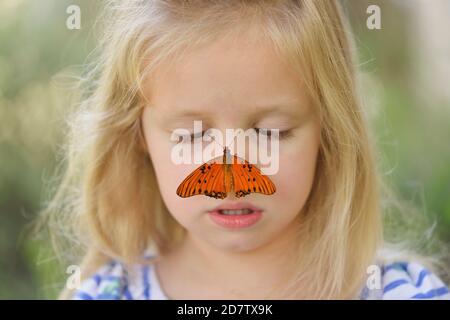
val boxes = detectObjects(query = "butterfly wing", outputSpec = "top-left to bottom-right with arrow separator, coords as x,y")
176,160 -> 227,199
230,155 -> 276,197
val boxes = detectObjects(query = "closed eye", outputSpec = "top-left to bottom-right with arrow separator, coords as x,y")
176,130 -> 207,143
254,128 -> 292,140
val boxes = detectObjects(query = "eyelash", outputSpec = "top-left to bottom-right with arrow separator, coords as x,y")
178,128 -> 292,142
254,128 -> 292,140
175,131 -> 207,143
189,130 -> 207,140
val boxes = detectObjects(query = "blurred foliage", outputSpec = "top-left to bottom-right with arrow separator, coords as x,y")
0,0 -> 99,299
0,0 -> 449,299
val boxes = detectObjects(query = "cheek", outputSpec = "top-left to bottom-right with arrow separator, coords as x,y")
272,136 -> 320,213
145,132 -> 209,225
275,157 -> 316,202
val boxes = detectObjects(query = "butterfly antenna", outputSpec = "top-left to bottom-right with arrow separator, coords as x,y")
205,131 -> 224,149
225,129 -> 243,150
205,129 -> 242,152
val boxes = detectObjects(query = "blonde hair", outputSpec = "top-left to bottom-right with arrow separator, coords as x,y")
38,0 -> 445,299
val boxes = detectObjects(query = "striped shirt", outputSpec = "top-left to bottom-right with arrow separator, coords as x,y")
72,259 -> 450,300
360,261 -> 450,299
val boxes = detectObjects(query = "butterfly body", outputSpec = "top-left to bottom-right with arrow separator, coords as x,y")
176,147 -> 276,199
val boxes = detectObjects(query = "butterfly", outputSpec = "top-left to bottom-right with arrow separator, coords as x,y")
176,146 -> 276,199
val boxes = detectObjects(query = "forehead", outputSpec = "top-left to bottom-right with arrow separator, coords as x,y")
145,34 -> 309,120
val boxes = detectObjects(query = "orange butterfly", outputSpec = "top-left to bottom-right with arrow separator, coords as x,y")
176,146 -> 276,199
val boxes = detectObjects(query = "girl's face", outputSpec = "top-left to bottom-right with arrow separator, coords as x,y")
141,34 -> 321,253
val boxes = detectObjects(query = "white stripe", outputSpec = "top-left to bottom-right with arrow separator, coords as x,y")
382,262 -> 450,299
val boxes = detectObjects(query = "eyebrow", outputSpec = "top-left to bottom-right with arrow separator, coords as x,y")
169,110 -> 212,119
251,104 -> 298,118
169,100 -> 303,120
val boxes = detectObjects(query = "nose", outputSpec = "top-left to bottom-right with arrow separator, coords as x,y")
226,192 -> 239,200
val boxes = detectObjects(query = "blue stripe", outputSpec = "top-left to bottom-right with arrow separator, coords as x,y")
90,262 -> 118,288
411,286 -> 450,299
108,260 -> 117,267
382,262 -> 408,275
415,269 -> 430,287
93,274 -> 102,286
359,286 -> 369,299
75,291 -> 94,300
142,265 -> 150,300
383,279 -> 409,294
99,275 -> 122,281
124,285 -> 134,300
122,269 -> 134,300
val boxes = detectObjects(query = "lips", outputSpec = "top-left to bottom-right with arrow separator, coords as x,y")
207,201 -> 263,213
207,201 -> 264,229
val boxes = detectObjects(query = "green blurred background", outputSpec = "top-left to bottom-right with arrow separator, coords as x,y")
0,0 -> 449,299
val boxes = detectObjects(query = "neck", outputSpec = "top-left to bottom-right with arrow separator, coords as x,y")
175,220 -> 301,298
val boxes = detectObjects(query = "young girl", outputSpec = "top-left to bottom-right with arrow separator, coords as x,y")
43,0 -> 449,299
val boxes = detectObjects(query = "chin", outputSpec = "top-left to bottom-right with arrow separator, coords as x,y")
208,234 -> 269,253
